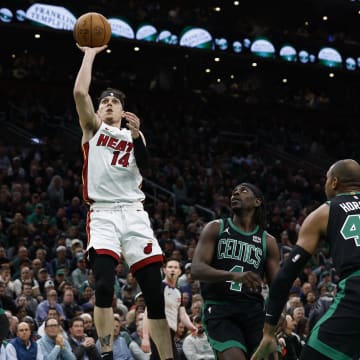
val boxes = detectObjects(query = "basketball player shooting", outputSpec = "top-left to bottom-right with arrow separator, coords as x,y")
73,43 -> 173,360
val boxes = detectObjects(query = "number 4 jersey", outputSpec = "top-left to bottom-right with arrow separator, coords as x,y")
81,122 -> 145,204
200,217 -> 268,303
327,192 -> 360,279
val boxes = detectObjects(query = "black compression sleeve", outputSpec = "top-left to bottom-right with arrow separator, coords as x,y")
133,136 -> 150,172
265,245 -> 311,325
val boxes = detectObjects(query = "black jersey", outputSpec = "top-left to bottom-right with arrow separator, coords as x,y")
327,192 -> 360,279
201,217 -> 267,303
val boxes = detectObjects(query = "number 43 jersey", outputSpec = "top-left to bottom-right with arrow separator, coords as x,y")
82,122 -> 145,204
200,217 -> 268,303
327,192 -> 360,279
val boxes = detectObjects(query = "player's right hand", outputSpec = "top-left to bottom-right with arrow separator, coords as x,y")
232,271 -> 262,289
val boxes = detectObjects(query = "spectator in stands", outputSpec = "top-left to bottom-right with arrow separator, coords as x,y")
0,280 -> 17,314
5,321 -> 42,360
28,235 -> 49,261
61,289 -> 82,324
17,282 -> 38,317
37,306 -> 68,339
7,213 -> 28,251
6,311 -> 19,339
276,313 -> 302,360
303,290 -> 316,317
30,258 -> 43,277
0,265 -> 15,298
96,316 -> 133,360
25,203 -> 48,234
71,253 -> 88,291
10,246 -> 30,280
68,316 -> 101,360
49,246 -> 71,277
121,273 -> 141,300
173,322 -> 187,360
34,249 -> 51,274
13,266 -> 39,297
47,175 -> 65,211
37,317 -> 75,360
23,315 -> 40,341
80,313 -> 97,340
35,289 -> 65,327
182,315 -> 214,360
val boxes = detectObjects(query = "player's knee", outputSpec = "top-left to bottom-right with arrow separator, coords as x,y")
95,278 -> 114,307
134,263 -> 165,319
146,298 -> 166,319
92,252 -> 116,308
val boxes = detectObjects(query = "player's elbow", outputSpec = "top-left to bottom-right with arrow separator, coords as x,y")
73,88 -> 87,101
190,263 -> 202,280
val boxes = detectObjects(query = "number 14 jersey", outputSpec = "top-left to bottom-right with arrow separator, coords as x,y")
82,122 -> 145,204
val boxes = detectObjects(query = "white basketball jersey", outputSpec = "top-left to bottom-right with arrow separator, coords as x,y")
82,122 -> 145,203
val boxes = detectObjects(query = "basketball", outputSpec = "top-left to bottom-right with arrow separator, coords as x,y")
73,12 -> 112,47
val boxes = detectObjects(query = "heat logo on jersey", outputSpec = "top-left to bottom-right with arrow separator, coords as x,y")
96,133 -> 134,167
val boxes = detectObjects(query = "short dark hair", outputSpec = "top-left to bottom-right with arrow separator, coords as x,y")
70,316 -> 84,327
44,317 -> 59,327
98,88 -> 126,107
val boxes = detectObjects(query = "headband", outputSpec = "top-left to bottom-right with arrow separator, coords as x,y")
99,91 -> 122,102
240,182 -> 264,201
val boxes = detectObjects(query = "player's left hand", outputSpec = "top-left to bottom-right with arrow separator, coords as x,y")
123,111 -> 140,139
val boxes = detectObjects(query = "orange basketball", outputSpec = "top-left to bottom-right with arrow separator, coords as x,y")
73,12 -> 112,47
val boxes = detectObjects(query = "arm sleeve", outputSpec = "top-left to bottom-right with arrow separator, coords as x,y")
36,342 -> 44,360
5,343 -> 17,360
265,245 -> 311,325
133,137 -> 150,172
62,341 -> 76,360
45,344 -> 62,360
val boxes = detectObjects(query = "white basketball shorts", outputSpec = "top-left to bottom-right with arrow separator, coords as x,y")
86,202 -> 163,273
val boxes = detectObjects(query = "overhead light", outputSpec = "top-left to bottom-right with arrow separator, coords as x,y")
134,46 -> 140,52
205,68 -> 211,73
34,33 -> 40,39
234,1 -> 240,5
329,72 -> 335,78
106,49 -> 111,54
322,15 -> 328,21
214,57 -> 220,62
251,62 -> 258,67
214,6 -> 221,12
282,78 -> 288,83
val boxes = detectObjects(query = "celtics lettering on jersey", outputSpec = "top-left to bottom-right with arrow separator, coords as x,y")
217,234 -> 263,268
200,218 -> 266,302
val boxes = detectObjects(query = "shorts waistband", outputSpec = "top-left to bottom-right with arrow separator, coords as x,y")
90,202 -> 143,210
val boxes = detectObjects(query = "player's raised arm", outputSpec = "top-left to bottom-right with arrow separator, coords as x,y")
73,45 -> 107,137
